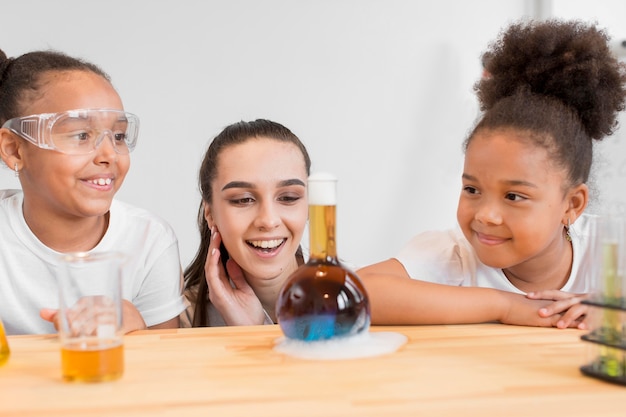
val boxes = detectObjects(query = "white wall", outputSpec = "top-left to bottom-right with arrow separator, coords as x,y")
1,0 -> 623,269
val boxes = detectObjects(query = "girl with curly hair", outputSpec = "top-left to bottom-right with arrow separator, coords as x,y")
357,19 -> 626,327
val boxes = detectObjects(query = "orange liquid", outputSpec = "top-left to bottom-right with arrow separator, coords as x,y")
61,339 -> 124,382
0,322 -> 9,366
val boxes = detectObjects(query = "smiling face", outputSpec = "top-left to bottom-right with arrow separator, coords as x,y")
17,70 -> 130,221
456,129 -> 576,284
205,137 -> 308,285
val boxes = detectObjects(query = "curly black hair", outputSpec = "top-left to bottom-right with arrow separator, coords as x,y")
467,19 -> 626,187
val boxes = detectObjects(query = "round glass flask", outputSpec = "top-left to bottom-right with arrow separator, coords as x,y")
276,173 -> 370,341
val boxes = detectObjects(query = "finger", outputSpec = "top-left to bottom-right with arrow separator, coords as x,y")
546,312 -> 564,328
40,308 -> 60,330
527,290 -> 584,301
204,228 -> 229,293
40,308 -> 57,322
556,304 -> 589,329
225,259 -> 253,293
538,296 -> 584,317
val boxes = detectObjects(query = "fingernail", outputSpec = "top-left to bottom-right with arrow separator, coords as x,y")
211,248 -> 217,256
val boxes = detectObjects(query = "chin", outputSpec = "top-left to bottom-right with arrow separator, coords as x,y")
77,205 -> 112,218
475,253 -> 510,269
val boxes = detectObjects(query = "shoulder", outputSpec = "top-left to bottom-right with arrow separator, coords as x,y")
571,213 -> 599,238
0,190 -> 24,225
0,189 -> 22,203
395,227 -> 475,284
567,213 -> 601,292
398,227 -> 470,258
110,199 -> 177,239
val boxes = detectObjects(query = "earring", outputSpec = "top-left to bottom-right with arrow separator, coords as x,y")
14,163 -> 19,177
565,218 -> 572,242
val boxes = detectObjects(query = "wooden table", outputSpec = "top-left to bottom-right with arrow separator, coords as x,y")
1,324 -> 624,416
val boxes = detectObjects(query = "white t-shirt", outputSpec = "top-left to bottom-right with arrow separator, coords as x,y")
395,213 -> 597,294
0,190 -> 187,335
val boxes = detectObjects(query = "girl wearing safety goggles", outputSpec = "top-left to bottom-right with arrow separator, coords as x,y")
0,48 -> 186,335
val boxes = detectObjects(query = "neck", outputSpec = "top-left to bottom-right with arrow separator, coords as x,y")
308,205 -> 338,261
502,234 -> 573,293
22,203 -> 109,252
245,256 -> 300,323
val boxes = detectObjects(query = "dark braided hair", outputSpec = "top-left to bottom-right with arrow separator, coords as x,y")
467,19 -> 626,188
0,49 -> 109,125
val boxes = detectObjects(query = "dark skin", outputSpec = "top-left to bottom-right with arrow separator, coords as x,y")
357,258 -> 586,328
0,70 -> 180,333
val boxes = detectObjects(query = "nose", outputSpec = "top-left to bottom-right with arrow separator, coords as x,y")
254,200 -> 281,230
93,131 -> 118,162
474,199 -> 503,225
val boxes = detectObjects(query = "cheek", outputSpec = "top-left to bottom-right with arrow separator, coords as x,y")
456,199 -> 471,224
117,157 -> 131,176
113,160 -> 130,191
284,206 -> 308,237
509,217 -> 546,241
212,210 -> 246,244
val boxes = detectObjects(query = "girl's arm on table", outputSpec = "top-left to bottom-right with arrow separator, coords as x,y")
357,258 -> 582,328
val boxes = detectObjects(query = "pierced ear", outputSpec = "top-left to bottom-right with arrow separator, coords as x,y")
0,128 -> 23,170
565,183 -> 588,224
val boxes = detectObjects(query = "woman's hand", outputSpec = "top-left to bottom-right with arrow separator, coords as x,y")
204,227 -> 265,326
526,290 -> 588,329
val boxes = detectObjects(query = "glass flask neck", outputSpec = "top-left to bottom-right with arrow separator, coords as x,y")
308,204 -> 338,262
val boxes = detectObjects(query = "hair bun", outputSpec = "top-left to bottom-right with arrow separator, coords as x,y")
477,19 -> 626,140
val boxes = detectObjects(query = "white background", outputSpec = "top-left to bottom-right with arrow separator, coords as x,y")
1,0 -> 625,268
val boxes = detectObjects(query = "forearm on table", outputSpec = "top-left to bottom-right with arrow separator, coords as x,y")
148,316 -> 180,329
360,273 -> 508,325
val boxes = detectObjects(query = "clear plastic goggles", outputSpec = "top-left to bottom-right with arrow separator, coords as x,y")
1,109 -> 140,155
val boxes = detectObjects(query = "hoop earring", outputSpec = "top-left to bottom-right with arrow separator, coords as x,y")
565,218 -> 572,242
14,163 -> 19,177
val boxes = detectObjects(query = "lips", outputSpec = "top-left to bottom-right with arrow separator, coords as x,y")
475,231 -> 508,245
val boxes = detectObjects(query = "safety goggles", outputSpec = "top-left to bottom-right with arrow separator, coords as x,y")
1,109 -> 140,155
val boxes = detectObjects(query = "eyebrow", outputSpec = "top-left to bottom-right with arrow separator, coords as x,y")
462,173 -> 538,188
221,178 -> 306,191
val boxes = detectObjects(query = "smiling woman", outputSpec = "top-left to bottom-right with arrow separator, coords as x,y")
181,119 -> 311,327
0,48 -> 186,335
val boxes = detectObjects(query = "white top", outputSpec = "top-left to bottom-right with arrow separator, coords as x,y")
0,190 -> 187,335
395,213 -> 597,294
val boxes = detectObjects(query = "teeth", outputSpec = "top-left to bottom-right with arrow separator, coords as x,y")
90,178 -> 112,186
248,239 -> 284,249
